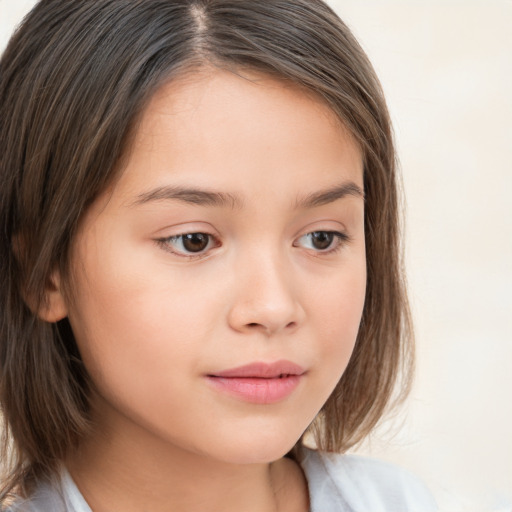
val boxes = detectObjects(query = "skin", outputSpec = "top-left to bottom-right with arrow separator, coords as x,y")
45,68 -> 366,512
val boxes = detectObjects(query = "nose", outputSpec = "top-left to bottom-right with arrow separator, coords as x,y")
227,250 -> 305,337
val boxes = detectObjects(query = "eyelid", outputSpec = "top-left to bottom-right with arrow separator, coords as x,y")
154,227 -> 351,260
155,231 -> 221,260
294,230 -> 351,255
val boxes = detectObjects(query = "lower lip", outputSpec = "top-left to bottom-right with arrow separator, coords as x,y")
206,375 -> 302,404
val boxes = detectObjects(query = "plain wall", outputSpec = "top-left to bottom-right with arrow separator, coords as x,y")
1,1 -> 511,511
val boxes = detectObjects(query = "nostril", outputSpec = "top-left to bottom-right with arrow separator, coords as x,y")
245,321 -> 297,332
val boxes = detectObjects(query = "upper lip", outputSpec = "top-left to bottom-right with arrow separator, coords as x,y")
209,360 -> 305,379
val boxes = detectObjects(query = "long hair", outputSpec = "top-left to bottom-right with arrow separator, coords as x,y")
0,0 -> 413,500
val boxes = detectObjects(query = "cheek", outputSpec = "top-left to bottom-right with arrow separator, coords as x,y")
67,238 -> 162,386
66,235 -> 222,388
315,255 -> 366,330
308,258 -> 366,377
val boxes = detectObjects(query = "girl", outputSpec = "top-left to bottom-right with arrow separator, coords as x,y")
0,1 -> 437,511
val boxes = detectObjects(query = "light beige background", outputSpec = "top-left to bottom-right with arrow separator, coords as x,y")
1,1 -> 511,511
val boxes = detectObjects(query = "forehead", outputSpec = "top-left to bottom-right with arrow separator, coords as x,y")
107,67 -> 363,210
140,68 -> 353,143
142,67 -> 346,131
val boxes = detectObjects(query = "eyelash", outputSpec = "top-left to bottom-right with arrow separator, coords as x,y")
156,233 -> 220,260
294,231 -> 350,255
156,230 -> 350,260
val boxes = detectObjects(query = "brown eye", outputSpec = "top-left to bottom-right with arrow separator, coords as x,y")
309,231 -> 334,250
160,232 -> 215,257
295,230 -> 349,253
181,233 -> 210,252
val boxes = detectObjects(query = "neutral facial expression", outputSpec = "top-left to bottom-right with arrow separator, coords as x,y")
63,69 -> 366,464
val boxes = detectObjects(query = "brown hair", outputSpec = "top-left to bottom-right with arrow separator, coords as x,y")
0,0 -> 413,501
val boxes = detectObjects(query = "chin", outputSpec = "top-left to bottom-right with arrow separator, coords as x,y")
204,429 -> 303,466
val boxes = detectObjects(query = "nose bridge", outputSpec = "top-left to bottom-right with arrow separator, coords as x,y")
228,242 -> 303,335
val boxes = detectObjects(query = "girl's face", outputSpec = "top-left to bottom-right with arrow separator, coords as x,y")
63,69 -> 366,464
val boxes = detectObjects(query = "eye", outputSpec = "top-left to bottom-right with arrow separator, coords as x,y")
157,232 -> 218,258
295,231 -> 349,253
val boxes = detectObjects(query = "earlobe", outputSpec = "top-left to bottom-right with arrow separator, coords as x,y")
37,270 -> 69,323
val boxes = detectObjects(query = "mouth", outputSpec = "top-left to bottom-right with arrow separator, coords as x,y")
206,360 -> 305,404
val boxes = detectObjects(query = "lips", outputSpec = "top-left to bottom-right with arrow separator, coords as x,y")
206,360 -> 305,404
209,360 -> 305,379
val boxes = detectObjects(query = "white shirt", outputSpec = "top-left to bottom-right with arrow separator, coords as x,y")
6,447 -> 437,512
299,447 -> 437,511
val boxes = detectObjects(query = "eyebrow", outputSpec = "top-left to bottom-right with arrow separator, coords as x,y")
129,186 -> 243,210
293,181 -> 364,209
129,181 -> 364,210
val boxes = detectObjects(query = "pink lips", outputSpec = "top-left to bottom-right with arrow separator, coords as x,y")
206,360 -> 305,404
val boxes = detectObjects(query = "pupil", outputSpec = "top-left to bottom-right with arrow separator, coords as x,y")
183,233 -> 209,252
311,232 -> 333,250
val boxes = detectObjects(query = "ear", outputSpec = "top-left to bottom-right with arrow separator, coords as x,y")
12,234 -> 69,323
37,269 -> 69,323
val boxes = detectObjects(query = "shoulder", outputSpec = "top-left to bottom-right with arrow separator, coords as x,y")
2,470 -> 90,512
298,446 -> 438,512
1,481 -> 66,512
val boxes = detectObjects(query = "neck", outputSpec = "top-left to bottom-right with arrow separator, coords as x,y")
65,404 -> 309,512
